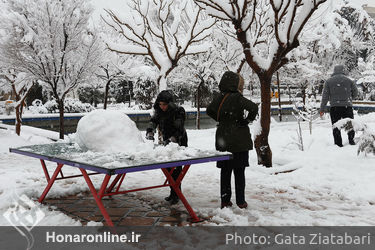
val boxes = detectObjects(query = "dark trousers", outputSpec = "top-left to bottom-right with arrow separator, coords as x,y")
220,166 -> 246,205
167,166 -> 182,198
330,106 -> 355,146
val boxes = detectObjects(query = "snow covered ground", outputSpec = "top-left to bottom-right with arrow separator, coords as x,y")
0,112 -> 374,226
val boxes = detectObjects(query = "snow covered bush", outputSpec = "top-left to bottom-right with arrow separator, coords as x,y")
64,98 -> 95,113
44,100 -> 59,113
28,99 -> 48,114
44,99 -> 94,113
334,118 -> 375,156
369,89 -> 375,101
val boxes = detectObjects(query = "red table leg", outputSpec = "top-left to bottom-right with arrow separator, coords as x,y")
161,166 -> 202,223
106,174 -> 123,193
38,163 -> 63,203
80,169 -> 114,227
40,159 -> 50,182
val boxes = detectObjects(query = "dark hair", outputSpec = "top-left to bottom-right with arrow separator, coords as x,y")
153,90 -> 174,110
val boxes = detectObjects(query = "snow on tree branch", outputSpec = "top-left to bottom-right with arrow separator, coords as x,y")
103,0 -> 215,90
195,0 -> 327,72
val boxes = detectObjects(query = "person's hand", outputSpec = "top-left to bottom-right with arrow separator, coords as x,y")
319,111 -> 324,117
146,132 -> 154,141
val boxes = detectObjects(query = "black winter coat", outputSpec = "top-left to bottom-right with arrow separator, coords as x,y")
207,71 -> 258,153
147,92 -> 188,147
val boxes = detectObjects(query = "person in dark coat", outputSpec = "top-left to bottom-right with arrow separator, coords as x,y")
319,65 -> 358,147
207,71 -> 258,209
146,90 -> 188,204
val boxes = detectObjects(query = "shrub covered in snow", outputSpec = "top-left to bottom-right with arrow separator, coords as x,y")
41,99 -> 95,114
44,100 -> 59,113
64,98 -> 95,113
369,89 -> 375,101
334,118 -> 375,156
28,99 -> 48,114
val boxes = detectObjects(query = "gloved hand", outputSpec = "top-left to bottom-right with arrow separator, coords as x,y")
146,132 -> 154,141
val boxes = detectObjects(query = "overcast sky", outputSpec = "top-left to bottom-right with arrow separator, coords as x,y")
356,0 -> 375,6
91,0 -> 375,11
90,0 -> 375,21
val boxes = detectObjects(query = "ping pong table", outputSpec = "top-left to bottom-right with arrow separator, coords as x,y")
10,143 -> 231,226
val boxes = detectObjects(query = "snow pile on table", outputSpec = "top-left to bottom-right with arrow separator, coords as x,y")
75,109 -> 144,152
16,142 -> 227,169
75,142 -> 226,169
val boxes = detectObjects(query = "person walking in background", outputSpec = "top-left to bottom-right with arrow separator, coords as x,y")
146,90 -> 188,205
319,65 -> 358,147
207,71 -> 258,209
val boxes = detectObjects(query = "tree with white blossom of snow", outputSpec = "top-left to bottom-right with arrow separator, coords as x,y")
357,56 -> 375,100
0,0 -> 101,139
102,0 -> 215,91
0,68 -> 34,135
195,0 -> 327,167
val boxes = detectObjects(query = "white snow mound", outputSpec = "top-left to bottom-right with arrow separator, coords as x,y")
75,109 -> 144,152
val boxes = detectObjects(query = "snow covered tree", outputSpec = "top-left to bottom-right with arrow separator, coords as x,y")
309,2 -> 375,78
195,0 -> 327,167
357,56 -> 375,100
0,0 -> 101,139
175,51 -> 219,129
96,61 -> 124,109
0,69 -> 34,135
77,83 -> 103,107
280,56 -> 323,105
103,0 -> 215,91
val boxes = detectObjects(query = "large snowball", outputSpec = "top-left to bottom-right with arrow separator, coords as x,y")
76,110 -> 144,152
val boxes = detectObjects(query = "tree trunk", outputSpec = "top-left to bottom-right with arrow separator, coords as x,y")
254,75 -> 273,168
58,99 -> 65,140
196,81 -> 202,129
157,75 -> 168,91
277,71 -> 282,122
302,87 -> 306,107
15,105 -> 22,136
103,79 -> 111,110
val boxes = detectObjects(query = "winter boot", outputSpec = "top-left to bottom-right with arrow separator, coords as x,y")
165,192 -> 179,205
221,201 -> 233,209
237,202 -> 248,209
